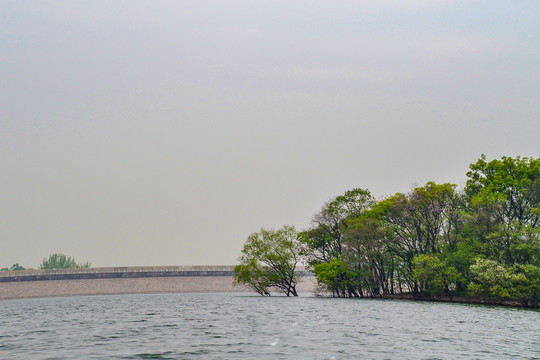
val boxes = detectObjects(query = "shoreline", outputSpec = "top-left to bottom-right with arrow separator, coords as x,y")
2,273 -> 536,308
381,293 -> 539,309
311,291 -> 539,309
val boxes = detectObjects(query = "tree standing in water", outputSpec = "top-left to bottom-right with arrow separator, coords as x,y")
234,226 -> 301,296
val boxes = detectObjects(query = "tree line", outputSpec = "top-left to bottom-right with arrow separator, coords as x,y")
1,253 -> 90,271
234,155 -> 540,307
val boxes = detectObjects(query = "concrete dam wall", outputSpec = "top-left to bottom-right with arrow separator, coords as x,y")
0,266 -> 316,300
0,266 -> 238,282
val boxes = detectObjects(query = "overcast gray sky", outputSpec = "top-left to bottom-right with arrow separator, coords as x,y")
1,1 -> 539,268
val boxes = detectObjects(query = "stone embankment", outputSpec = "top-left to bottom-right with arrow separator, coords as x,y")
0,266 -> 238,282
0,266 -> 316,300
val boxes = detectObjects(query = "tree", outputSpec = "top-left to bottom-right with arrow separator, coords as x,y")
39,253 -> 90,269
412,254 -> 461,298
376,182 -> 461,293
301,189 -> 375,266
465,155 -> 540,264
509,264 -> 540,307
233,259 -> 271,296
233,226 -> 301,296
342,215 -> 395,297
299,189 -> 375,297
1,263 -> 25,271
313,257 -> 362,297
467,258 -> 519,300
466,154 -> 540,228
10,263 -> 25,271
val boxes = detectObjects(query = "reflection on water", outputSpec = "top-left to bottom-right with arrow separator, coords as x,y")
1,293 -> 539,359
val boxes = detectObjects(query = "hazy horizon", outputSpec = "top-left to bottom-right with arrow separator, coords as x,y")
1,1 -> 539,268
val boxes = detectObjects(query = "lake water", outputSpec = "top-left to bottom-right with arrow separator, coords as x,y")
0,293 -> 538,359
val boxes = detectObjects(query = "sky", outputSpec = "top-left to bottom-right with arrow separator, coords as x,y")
1,1 -> 539,268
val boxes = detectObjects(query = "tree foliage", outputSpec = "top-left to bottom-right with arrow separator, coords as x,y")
39,253 -> 90,269
465,155 -> 540,263
372,182 -> 462,293
234,226 -> 301,296
10,263 -> 25,271
467,258 -> 514,299
239,155 -> 540,306
313,258 -> 362,297
412,254 -> 461,298
1,263 -> 25,271
301,188 -> 375,266
298,189 -> 376,297
466,154 -> 540,228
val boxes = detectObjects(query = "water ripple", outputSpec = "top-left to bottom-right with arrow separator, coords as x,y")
0,293 -> 539,359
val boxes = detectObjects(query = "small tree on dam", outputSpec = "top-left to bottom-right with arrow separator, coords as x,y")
39,253 -> 91,269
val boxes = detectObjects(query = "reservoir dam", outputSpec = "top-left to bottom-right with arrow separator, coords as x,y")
0,266 -> 315,300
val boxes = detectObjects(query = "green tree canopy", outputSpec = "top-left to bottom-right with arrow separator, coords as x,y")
412,254 -> 461,298
373,182 -> 462,292
234,226 -> 301,296
1,263 -> 25,271
233,154 -> 539,306
465,155 -> 540,264
39,253 -> 90,269
466,154 -> 540,228
10,263 -> 25,271
300,188 -> 375,266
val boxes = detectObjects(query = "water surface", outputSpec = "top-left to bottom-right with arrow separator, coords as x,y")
1,293 -> 538,359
